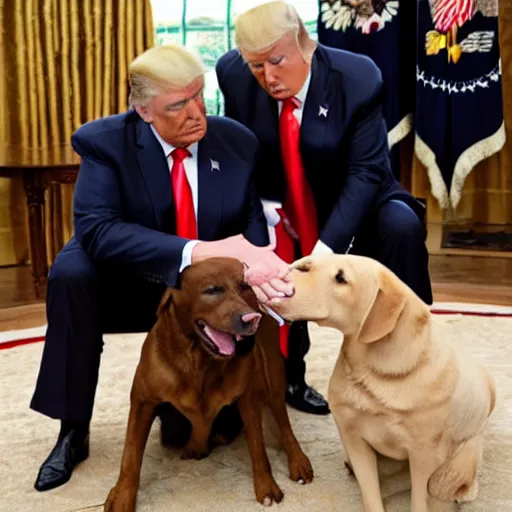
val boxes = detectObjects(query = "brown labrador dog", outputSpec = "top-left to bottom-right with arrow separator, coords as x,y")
104,257 -> 313,511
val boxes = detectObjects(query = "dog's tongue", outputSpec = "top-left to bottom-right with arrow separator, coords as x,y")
204,326 -> 236,355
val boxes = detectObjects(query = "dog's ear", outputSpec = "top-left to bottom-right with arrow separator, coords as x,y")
357,269 -> 406,344
157,268 -> 189,316
290,256 -> 312,272
156,288 -> 174,317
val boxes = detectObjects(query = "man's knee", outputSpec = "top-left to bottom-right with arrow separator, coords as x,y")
48,239 -> 98,289
378,200 -> 425,244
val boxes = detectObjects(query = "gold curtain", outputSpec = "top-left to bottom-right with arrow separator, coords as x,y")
409,2 -> 512,225
0,0 -> 155,266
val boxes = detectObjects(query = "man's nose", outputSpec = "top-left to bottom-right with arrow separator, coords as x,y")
186,97 -> 203,119
264,63 -> 278,86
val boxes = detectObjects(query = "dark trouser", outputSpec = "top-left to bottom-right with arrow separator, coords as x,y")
30,238 -> 166,422
285,199 -> 433,386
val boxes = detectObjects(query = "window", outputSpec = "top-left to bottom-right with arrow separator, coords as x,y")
151,0 -> 319,114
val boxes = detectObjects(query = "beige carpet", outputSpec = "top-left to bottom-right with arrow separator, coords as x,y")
1,315 -> 511,512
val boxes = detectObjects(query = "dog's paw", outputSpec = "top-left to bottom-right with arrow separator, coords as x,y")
289,451 -> 314,484
104,485 -> 136,512
255,475 -> 284,506
180,442 -> 211,460
455,479 -> 479,504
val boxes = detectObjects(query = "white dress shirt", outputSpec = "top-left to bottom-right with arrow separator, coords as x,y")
262,71 -> 333,255
150,124 -> 200,271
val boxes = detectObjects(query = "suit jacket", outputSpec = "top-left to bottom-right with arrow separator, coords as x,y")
71,110 -> 269,286
216,44 -> 424,254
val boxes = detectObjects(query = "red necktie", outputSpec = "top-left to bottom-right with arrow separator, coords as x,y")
279,97 -> 319,257
170,147 -> 197,239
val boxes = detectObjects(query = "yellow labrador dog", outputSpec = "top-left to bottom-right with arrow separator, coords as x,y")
271,254 -> 496,512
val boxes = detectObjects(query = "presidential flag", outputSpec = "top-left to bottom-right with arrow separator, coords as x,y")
414,0 -> 506,210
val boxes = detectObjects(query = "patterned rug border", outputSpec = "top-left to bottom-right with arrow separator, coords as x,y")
0,302 -> 510,350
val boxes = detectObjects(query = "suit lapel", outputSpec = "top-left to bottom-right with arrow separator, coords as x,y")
135,118 -> 172,230
301,46 -> 333,150
197,127 -> 223,240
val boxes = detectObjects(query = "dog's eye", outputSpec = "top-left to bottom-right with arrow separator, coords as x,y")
335,270 -> 347,284
240,282 -> 252,291
204,285 -> 224,295
295,262 -> 311,273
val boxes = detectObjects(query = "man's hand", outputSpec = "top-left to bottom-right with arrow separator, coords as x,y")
191,235 -> 294,303
244,258 -> 293,304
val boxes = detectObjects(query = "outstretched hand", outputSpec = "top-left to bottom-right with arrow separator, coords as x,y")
191,235 -> 294,303
243,250 -> 294,303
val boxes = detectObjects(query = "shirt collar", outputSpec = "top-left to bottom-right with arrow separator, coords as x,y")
149,123 -> 198,159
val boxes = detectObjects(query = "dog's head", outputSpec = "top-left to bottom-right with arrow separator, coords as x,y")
157,257 -> 262,359
272,254 -> 411,343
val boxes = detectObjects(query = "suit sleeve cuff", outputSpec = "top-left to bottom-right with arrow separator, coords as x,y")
312,239 -> 334,255
180,240 -> 200,272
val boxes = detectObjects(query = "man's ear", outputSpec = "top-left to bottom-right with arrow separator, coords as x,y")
357,269 -> 406,344
156,288 -> 174,317
133,104 -> 153,123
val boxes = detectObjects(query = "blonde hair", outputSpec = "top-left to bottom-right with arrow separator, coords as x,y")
128,44 -> 205,106
234,1 -> 310,53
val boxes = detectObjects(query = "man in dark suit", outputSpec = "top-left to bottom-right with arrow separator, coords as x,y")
216,1 -> 433,415
30,44 -> 293,492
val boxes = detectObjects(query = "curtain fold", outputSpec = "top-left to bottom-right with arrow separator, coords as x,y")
0,0 -> 155,266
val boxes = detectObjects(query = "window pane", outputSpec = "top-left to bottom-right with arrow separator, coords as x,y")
185,1 -> 227,115
185,5 -> 226,68
151,0 -> 227,115
152,0 -> 182,45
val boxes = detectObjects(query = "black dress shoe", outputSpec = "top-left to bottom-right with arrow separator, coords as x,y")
34,429 -> 90,491
286,384 -> 330,415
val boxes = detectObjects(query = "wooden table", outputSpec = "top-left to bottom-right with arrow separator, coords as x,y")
0,145 -> 80,299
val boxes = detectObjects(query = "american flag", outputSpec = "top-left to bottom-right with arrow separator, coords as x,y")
432,0 -> 476,33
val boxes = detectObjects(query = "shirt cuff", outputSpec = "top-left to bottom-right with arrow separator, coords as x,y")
180,240 -> 200,272
312,239 -> 334,255
261,199 -> 282,227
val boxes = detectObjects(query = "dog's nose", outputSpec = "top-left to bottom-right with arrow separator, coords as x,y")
240,312 -> 262,334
